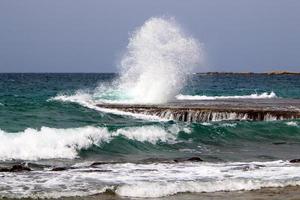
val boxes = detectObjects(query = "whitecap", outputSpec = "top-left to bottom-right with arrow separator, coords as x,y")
176,91 -> 277,100
286,121 -> 298,126
0,125 -> 181,160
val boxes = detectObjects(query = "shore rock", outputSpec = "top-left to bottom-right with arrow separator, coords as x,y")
51,167 -> 68,171
0,164 -> 31,172
0,167 -> 10,172
10,164 -> 31,172
174,157 -> 203,163
187,157 -> 203,162
290,159 -> 300,163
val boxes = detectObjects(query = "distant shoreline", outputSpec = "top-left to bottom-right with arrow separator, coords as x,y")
0,71 -> 299,74
197,71 -> 300,75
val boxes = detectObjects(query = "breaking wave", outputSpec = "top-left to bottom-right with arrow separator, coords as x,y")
0,125 -> 179,160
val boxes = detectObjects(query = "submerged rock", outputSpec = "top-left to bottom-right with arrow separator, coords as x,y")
273,142 -> 287,145
187,157 -> 203,162
290,159 -> 300,163
10,165 -> 31,172
90,162 -> 112,167
51,167 -> 68,171
0,167 -> 10,172
0,164 -> 31,172
174,157 -> 203,163
10,164 -> 31,172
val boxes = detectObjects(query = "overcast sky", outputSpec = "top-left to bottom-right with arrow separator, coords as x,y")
0,0 -> 299,72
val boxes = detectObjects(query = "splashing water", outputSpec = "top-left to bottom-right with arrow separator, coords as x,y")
96,17 -> 204,104
117,17 -> 203,104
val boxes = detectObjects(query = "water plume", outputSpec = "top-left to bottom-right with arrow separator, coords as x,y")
117,17 -> 204,104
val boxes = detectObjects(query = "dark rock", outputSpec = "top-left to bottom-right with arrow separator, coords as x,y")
273,142 -> 287,145
187,157 -> 203,162
90,161 -> 122,167
104,187 -> 117,195
173,157 -> 204,163
96,100 -> 300,123
290,159 -> 300,163
0,164 -> 31,172
51,167 -> 68,171
9,164 -> 31,172
173,158 -> 187,163
0,167 -> 10,172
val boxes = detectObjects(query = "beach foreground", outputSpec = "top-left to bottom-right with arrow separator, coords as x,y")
50,186 -> 300,200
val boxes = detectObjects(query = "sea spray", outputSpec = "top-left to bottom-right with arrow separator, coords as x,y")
117,17 -> 203,104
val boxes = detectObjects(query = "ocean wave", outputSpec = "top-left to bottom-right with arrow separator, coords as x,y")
1,161 -> 300,198
176,91 -> 277,100
0,125 -> 179,160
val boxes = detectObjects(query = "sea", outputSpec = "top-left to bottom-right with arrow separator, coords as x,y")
0,73 -> 300,199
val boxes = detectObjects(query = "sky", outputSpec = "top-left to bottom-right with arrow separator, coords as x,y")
0,0 -> 299,73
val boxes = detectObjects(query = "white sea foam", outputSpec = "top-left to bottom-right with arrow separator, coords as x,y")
176,91 -> 277,100
201,122 -> 212,126
113,126 -> 176,144
49,92 -> 168,121
1,160 -> 300,198
49,90 -> 93,103
0,125 -> 179,160
286,121 -> 298,126
220,123 -> 237,127
116,179 -> 297,198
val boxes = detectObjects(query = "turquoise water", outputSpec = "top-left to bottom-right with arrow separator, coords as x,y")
0,73 -> 300,198
184,73 -> 300,98
0,73 -> 300,161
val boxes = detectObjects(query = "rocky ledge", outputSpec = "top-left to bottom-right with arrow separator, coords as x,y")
97,98 -> 300,122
